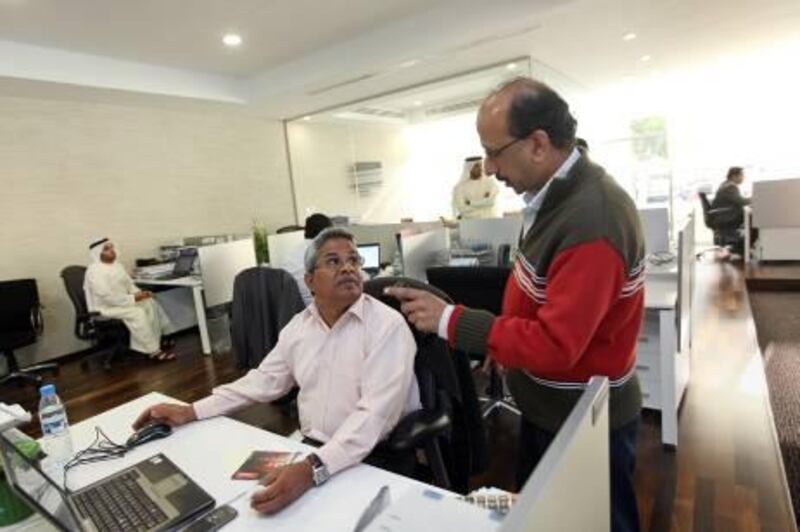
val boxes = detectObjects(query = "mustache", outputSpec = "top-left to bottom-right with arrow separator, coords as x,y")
336,274 -> 361,285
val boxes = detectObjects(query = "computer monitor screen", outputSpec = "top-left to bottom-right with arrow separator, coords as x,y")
358,243 -> 381,271
0,431 -> 81,530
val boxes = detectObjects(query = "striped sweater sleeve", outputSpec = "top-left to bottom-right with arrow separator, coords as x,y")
450,239 -> 626,373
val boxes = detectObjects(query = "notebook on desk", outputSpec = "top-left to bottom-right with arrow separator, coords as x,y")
0,430 -> 214,532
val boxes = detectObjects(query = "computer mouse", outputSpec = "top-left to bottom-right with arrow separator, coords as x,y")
126,422 -> 173,448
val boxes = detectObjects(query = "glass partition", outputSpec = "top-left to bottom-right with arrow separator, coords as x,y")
285,59 -> 532,224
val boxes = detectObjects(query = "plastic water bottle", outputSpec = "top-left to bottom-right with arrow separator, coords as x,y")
38,384 -> 73,475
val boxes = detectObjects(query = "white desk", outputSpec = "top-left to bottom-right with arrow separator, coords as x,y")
133,277 -> 210,355
638,277 -> 689,447
53,393 -> 469,531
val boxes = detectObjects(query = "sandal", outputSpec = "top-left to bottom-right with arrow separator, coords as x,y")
148,350 -> 176,362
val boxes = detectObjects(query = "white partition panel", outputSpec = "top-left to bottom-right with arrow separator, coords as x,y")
639,206 -> 670,254
198,238 -> 256,308
752,178 -> 800,227
501,377 -> 610,532
399,229 -> 449,281
266,231 -> 305,269
459,216 -> 522,251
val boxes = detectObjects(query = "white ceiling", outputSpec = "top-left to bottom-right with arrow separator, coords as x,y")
0,0 -> 798,117
0,0 -> 434,76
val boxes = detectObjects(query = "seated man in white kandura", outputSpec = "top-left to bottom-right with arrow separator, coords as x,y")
84,237 -> 174,361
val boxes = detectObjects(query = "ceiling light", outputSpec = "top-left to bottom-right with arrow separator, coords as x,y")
640,55 -> 651,63
623,33 -> 637,42
506,62 -> 518,71
302,116 -> 312,121
222,33 -> 242,48
413,101 -> 423,107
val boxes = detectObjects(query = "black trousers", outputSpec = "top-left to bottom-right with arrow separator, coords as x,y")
516,416 -> 641,532
301,437 -> 417,479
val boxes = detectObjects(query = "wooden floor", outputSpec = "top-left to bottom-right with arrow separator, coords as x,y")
2,258 -> 796,531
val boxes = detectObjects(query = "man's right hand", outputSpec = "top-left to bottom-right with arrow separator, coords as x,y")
132,403 -> 196,430
134,291 -> 152,302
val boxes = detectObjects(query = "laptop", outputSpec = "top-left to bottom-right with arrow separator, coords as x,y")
0,430 -> 215,532
357,243 -> 381,276
157,249 -> 197,280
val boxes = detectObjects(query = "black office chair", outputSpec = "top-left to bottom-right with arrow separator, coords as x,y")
698,191 -> 743,255
60,266 -> 129,370
365,277 -> 489,493
0,279 -> 58,386
426,266 -> 521,419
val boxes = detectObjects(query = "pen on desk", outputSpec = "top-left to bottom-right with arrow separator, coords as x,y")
353,485 -> 390,532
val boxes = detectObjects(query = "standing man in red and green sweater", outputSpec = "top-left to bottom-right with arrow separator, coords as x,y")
386,77 -> 644,532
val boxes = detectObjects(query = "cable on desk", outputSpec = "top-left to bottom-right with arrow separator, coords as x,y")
63,426 -> 128,493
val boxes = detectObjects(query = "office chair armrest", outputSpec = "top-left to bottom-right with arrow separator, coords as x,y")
386,407 -> 451,452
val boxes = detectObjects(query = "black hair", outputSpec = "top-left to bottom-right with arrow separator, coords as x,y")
500,78 -> 577,150
304,213 -> 333,240
726,167 -> 743,181
576,138 -> 588,151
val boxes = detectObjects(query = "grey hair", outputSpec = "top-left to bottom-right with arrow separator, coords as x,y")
304,227 -> 357,273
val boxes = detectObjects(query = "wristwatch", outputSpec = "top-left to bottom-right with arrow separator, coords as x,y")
305,453 -> 330,486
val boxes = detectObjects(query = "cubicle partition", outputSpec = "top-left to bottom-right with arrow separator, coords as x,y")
639,206 -> 670,255
751,178 -> 800,261
266,231 -> 305,270
197,238 -> 257,308
500,377 -> 610,532
398,229 -> 450,281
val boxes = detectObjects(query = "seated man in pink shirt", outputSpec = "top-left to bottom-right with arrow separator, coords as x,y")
132,228 -> 420,515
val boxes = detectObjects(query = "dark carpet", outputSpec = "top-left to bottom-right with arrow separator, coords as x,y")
749,290 -> 800,528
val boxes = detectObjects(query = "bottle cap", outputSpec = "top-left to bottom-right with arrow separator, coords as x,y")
39,384 -> 56,397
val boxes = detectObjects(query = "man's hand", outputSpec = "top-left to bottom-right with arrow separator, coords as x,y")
383,286 -> 447,334
250,462 -> 314,515
132,403 -> 196,430
134,291 -> 152,302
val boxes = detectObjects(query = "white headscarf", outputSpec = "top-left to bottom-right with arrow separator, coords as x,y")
89,237 -> 111,264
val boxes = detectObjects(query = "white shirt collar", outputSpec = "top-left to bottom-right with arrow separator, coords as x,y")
522,147 -> 581,208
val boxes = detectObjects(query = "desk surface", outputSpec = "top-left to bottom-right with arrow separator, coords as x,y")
133,276 -> 202,288
61,393 -> 459,532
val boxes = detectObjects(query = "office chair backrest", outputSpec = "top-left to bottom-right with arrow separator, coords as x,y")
364,277 -> 489,492
426,266 -> 511,315
60,266 -> 89,317
0,279 -> 41,334
230,267 -> 305,369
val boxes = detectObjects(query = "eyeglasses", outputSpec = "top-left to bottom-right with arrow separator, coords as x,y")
315,254 -> 364,272
483,137 -> 525,160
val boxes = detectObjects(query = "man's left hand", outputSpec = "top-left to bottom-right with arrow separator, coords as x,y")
384,286 -> 447,334
250,462 -> 314,515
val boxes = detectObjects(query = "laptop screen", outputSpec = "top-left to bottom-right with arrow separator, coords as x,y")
0,431 -> 81,530
173,249 -> 197,276
358,244 -> 380,271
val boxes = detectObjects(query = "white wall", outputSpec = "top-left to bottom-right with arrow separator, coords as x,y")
0,95 -> 294,365
288,120 -> 410,223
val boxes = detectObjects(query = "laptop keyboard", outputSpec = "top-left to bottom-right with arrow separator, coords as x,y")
74,470 -> 168,532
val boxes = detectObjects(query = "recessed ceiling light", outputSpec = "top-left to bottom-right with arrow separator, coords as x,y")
623,32 -> 637,42
413,101 -> 423,107
222,33 -> 242,48
506,63 -> 518,70
302,116 -> 312,121
640,55 -> 652,62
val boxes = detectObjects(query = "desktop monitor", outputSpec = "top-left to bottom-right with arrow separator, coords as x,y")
357,243 -> 381,272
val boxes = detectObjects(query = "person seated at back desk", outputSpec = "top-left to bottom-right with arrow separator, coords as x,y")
84,238 -> 174,361
711,166 -> 751,229
132,227 -> 420,515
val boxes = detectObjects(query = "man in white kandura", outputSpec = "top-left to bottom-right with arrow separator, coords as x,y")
84,238 -> 174,361
132,228 -> 420,515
